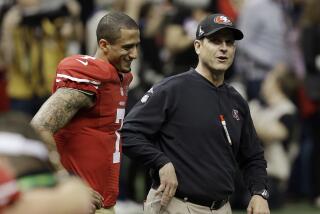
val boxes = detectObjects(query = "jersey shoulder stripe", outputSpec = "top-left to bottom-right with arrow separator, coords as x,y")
56,73 -> 101,86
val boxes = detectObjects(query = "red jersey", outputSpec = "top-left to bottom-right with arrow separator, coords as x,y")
53,55 -> 132,207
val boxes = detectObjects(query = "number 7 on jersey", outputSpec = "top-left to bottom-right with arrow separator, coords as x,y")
113,108 -> 125,163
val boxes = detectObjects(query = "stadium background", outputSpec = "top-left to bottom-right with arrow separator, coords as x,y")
1,0 -> 319,213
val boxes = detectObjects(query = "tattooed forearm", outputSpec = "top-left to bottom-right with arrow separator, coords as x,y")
31,88 -> 94,134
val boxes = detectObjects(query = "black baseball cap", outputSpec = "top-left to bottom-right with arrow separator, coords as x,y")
196,14 -> 243,40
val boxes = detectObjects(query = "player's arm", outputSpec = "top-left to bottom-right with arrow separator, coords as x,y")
31,88 -> 94,159
31,87 -> 104,210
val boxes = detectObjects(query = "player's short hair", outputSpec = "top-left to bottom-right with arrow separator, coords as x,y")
96,11 -> 139,44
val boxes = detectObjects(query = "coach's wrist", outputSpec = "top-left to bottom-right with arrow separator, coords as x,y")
154,157 -> 171,172
252,189 -> 269,200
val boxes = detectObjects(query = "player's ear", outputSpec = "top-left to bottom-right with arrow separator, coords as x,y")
98,39 -> 110,52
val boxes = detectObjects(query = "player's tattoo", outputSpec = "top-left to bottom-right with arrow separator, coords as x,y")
31,88 -> 94,134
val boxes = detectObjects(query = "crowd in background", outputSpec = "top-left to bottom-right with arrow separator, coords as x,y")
0,0 -> 319,213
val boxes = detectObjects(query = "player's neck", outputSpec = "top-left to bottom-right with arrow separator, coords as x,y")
94,50 -> 108,62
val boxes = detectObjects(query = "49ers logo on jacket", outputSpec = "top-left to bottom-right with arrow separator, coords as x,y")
232,109 -> 240,120
214,15 -> 232,26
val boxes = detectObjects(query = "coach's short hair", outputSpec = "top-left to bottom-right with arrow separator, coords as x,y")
96,11 -> 139,44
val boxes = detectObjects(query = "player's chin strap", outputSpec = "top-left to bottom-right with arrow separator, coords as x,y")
0,132 -> 48,160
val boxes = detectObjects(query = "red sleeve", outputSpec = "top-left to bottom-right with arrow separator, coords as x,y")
53,55 -> 111,95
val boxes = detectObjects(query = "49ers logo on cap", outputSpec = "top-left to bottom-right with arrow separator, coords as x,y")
214,15 -> 232,26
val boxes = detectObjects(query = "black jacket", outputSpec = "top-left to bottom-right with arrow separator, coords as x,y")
121,68 -> 268,201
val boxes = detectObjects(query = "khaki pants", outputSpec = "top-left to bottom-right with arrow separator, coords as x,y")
144,188 -> 232,214
95,206 -> 115,214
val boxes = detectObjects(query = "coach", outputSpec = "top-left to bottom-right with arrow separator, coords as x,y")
121,13 -> 270,214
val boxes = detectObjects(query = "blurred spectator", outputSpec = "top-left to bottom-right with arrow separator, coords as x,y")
217,0 -> 244,22
161,4 -> 201,77
297,0 -> 320,207
0,65 -> 9,112
0,111 -> 92,214
0,0 -> 82,116
135,0 -> 168,88
249,64 -> 300,208
235,0 -> 290,100
0,0 -> 13,112
73,0 -> 94,53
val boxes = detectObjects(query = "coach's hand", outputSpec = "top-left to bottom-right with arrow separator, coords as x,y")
157,162 -> 178,207
247,195 -> 270,214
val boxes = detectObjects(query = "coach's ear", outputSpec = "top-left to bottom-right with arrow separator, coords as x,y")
194,40 -> 201,55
